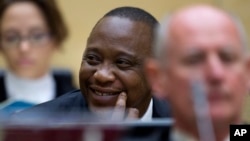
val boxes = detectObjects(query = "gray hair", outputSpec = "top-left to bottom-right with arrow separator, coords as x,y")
153,15 -> 172,60
153,12 -> 249,60
230,13 -> 249,53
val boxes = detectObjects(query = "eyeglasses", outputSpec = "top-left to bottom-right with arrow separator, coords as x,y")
0,32 -> 51,48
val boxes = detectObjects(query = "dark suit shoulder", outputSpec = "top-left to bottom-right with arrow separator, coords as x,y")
12,90 -> 88,121
31,89 -> 86,111
152,97 -> 172,118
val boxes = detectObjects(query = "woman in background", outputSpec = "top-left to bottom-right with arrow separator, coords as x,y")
0,0 -> 76,107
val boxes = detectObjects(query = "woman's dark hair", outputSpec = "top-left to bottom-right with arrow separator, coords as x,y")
0,0 -> 68,46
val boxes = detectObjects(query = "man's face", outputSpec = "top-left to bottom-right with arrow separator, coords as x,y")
161,15 -> 249,124
79,17 -> 152,116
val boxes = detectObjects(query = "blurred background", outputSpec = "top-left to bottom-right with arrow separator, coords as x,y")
0,0 -> 249,120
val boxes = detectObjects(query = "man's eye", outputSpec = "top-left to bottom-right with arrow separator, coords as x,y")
116,59 -> 132,68
84,54 -> 101,65
220,53 -> 238,64
182,54 -> 204,66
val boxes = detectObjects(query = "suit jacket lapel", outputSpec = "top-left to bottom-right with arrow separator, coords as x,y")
152,96 -> 172,118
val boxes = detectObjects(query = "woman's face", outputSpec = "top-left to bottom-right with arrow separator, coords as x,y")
0,2 -> 56,79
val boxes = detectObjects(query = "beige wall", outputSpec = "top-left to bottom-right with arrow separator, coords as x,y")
0,0 -> 250,119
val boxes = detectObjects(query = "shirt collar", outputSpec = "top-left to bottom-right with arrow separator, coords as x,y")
140,98 -> 153,121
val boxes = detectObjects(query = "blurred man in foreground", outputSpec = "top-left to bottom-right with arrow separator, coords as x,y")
146,4 -> 250,141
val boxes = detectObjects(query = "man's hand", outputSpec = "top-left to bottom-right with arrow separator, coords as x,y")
111,92 -> 139,121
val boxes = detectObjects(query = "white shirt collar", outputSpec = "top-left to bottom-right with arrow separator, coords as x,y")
5,71 -> 55,104
140,98 -> 153,121
170,127 -> 229,141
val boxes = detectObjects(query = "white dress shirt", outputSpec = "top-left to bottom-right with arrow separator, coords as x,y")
140,99 -> 153,121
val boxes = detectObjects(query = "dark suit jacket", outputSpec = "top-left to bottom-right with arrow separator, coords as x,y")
14,89 -> 172,121
0,69 -> 77,103
11,90 -> 172,141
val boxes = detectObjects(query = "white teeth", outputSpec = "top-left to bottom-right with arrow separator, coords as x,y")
94,90 -> 115,96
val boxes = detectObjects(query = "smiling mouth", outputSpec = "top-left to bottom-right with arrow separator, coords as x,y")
90,87 -> 122,96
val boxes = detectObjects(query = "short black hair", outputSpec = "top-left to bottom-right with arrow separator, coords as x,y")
103,6 -> 158,29
89,6 -> 159,55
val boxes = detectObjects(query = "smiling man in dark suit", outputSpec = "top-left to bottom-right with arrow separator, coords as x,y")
11,6 -> 171,122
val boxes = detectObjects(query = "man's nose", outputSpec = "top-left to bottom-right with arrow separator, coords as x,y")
93,66 -> 115,84
206,55 -> 225,83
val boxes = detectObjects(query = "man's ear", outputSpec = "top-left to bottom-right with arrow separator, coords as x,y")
245,55 -> 250,91
145,58 -> 168,99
